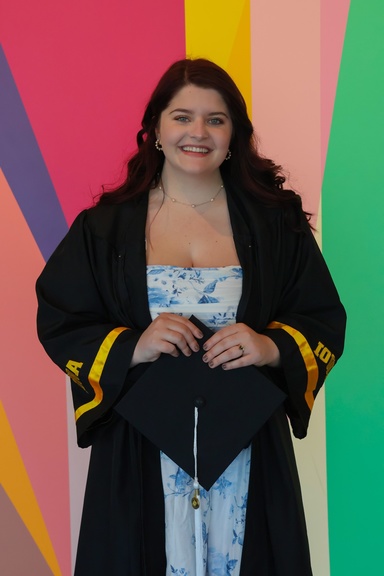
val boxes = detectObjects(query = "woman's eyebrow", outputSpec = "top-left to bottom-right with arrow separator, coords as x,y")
169,108 -> 229,118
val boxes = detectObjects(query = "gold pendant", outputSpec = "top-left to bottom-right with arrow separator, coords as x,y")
191,488 -> 200,509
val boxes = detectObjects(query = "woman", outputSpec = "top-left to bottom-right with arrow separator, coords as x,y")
36,59 -> 346,576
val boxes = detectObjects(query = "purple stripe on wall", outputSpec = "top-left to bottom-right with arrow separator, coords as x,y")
0,45 -> 67,261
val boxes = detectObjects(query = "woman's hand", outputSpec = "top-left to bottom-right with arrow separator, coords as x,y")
202,323 -> 280,370
131,313 -> 203,367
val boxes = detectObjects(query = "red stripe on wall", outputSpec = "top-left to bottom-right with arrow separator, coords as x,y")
1,0 -> 186,224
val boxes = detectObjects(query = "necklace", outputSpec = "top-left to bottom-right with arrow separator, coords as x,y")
159,180 -> 224,208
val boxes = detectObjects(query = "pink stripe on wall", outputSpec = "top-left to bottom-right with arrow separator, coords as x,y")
1,0 -> 186,225
321,0 -> 350,175
0,172 -> 70,575
250,3 -> 329,575
250,1 -> 321,219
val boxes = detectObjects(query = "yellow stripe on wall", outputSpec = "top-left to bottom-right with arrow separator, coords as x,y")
184,0 -> 252,115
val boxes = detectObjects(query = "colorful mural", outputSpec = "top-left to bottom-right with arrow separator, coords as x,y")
323,1 -> 384,574
1,1 -> 383,575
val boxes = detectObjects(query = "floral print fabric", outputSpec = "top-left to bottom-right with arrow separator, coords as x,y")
147,265 -> 251,576
147,265 -> 243,330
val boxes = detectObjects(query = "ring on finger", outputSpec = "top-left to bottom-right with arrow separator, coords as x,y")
238,344 -> 245,356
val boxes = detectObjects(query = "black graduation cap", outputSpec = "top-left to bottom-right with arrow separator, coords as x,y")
115,316 -> 286,490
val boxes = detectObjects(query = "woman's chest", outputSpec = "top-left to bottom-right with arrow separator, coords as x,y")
145,201 -> 240,267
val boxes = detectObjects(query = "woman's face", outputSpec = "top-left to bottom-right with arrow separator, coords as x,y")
156,84 -> 233,179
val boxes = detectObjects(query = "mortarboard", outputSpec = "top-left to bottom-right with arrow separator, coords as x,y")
115,316 -> 286,490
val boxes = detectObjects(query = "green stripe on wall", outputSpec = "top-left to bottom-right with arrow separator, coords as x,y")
323,1 -> 384,574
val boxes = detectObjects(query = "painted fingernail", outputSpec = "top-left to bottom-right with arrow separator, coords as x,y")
202,354 -> 208,362
208,361 -> 214,368
197,331 -> 203,338
193,345 -> 199,352
222,364 -> 227,370
203,343 -> 208,351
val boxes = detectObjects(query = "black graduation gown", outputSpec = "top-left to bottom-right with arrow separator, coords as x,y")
36,183 -> 346,575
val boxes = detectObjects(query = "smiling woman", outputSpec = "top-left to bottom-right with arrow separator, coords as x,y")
155,85 -> 232,186
147,85 -> 237,269
36,58 -> 346,576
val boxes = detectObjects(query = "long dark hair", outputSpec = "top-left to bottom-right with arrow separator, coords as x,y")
97,58 -> 305,216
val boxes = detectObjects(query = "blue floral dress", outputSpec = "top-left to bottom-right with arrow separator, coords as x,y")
147,265 -> 251,576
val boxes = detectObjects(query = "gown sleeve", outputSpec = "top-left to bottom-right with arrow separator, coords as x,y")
262,211 -> 347,439
36,209 -> 142,447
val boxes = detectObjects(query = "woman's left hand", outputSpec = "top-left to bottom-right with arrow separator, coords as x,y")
202,323 -> 280,370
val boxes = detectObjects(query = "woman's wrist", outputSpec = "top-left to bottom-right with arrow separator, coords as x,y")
262,335 -> 281,368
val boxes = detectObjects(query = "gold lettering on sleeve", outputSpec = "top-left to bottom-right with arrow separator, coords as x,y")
65,360 -> 86,390
66,360 -> 83,375
314,342 -> 336,375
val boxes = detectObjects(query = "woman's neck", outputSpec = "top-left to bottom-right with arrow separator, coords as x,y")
160,167 -> 223,205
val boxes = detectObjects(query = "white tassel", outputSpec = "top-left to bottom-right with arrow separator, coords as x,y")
192,406 -> 204,576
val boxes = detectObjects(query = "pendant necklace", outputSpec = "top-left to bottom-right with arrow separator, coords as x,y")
159,179 -> 224,208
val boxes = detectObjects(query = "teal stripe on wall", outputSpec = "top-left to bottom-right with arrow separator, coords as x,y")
323,1 -> 384,574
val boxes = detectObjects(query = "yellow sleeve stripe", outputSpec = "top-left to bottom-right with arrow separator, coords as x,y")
75,327 -> 129,421
267,321 -> 318,410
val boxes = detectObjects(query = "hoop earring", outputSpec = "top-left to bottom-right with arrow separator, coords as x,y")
155,139 -> 163,151
225,149 -> 232,161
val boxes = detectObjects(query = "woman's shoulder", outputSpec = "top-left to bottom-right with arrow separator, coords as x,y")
76,194 -> 147,239
228,181 -> 308,232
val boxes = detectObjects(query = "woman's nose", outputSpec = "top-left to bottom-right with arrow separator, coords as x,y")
189,118 -> 207,139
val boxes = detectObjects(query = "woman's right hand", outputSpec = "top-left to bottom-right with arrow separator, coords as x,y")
130,313 -> 203,367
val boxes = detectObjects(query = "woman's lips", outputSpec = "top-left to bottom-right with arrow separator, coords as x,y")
180,145 -> 210,154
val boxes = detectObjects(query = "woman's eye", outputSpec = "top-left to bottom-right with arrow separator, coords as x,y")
174,116 -> 190,122
208,117 -> 224,125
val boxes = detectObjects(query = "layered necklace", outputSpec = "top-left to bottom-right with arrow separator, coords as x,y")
159,179 -> 224,209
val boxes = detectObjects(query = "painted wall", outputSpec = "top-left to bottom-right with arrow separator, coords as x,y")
1,1 -> 383,574
323,1 -> 384,573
